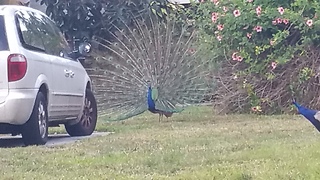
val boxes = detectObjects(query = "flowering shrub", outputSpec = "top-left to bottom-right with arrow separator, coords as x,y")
195,0 -> 320,68
189,0 -> 320,113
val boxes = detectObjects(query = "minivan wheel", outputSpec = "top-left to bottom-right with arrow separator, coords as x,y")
65,90 -> 97,136
21,92 -> 48,146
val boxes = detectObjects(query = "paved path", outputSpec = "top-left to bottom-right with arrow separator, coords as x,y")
0,132 -> 111,148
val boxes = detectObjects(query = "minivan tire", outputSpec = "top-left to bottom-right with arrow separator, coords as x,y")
21,91 -> 48,146
65,90 -> 97,136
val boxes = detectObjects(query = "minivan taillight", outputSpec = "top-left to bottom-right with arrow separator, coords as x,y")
7,54 -> 27,82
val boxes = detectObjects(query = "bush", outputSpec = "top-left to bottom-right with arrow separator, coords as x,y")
188,0 -> 320,114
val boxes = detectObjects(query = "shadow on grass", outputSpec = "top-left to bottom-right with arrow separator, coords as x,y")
0,132 -> 111,148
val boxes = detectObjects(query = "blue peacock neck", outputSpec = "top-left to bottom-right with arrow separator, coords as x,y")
147,86 -> 155,110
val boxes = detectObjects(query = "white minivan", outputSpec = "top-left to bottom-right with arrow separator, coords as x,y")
0,5 -> 98,146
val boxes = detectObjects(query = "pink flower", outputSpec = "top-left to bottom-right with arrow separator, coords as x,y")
306,19 -> 313,27
271,62 -> 277,70
251,106 -> 262,112
254,26 -> 262,32
273,18 -> 289,25
217,24 -> 224,31
256,6 -> 262,16
216,35 -> 222,41
247,33 -> 252,39
212,0 -> 219,5
232,52 -> 238,60
282,18 -> 289,24
222,6 -> 228,12
211,12 -> 219,23
237,56 -> 243,62
276,18 -> 282,24
272,20 -> 277,25
247,0 -> 253,2
231,52 -> 243,62
251,107 -> 257,112
233,9 -> 241,17
278,7 -> 284,15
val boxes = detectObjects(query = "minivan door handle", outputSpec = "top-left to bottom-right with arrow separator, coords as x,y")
70,71 -> 75,78
64,69 -> 70,77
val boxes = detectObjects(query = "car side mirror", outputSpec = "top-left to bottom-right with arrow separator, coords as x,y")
78,42 -> 92,56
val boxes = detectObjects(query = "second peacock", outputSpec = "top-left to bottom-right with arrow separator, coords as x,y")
293,100 -> 320,132
89,13 -> 215,121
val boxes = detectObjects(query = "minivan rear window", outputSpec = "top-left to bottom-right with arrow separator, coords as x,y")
0,16 -> 9,51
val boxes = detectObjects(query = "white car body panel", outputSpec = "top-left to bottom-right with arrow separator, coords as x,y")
0,5 -> 92,125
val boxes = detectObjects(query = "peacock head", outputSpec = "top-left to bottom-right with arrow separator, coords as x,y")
292,100 -> 301,113
146,80 -> 152,88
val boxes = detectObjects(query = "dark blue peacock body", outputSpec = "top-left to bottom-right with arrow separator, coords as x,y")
88,14 -> 215,121
293,101 -> 320,132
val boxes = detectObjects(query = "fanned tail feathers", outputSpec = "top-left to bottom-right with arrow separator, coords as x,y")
89,14 -> 215,121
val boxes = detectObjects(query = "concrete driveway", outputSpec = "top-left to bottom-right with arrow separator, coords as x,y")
0,132 -> 111,148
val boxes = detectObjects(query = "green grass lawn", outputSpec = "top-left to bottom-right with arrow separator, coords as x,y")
2,106 -> 320,179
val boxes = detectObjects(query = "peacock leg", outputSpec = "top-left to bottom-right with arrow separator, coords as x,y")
159,113 -> 164,122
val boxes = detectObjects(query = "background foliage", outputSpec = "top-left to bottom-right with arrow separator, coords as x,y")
35,0 -> 184,49
187,0 -> 320,114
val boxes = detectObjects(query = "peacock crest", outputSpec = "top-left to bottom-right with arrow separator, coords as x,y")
87,13 -> 215,121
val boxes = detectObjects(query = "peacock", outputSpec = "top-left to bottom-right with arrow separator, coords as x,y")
293,100 -> 320,132
87,13 -> 215,122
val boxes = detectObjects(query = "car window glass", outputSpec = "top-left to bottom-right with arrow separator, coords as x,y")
48,19 -> 71,53
16,10 -> 72,58
30,12 -> 68,57
0,15 -> 9,51
15,11 -> 45,52
40,15 -> 72,58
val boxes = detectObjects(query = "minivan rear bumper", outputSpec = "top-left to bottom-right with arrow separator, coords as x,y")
0,89 -> 37,125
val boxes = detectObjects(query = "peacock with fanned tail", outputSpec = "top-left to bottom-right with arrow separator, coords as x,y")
87,14 -> 215,121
